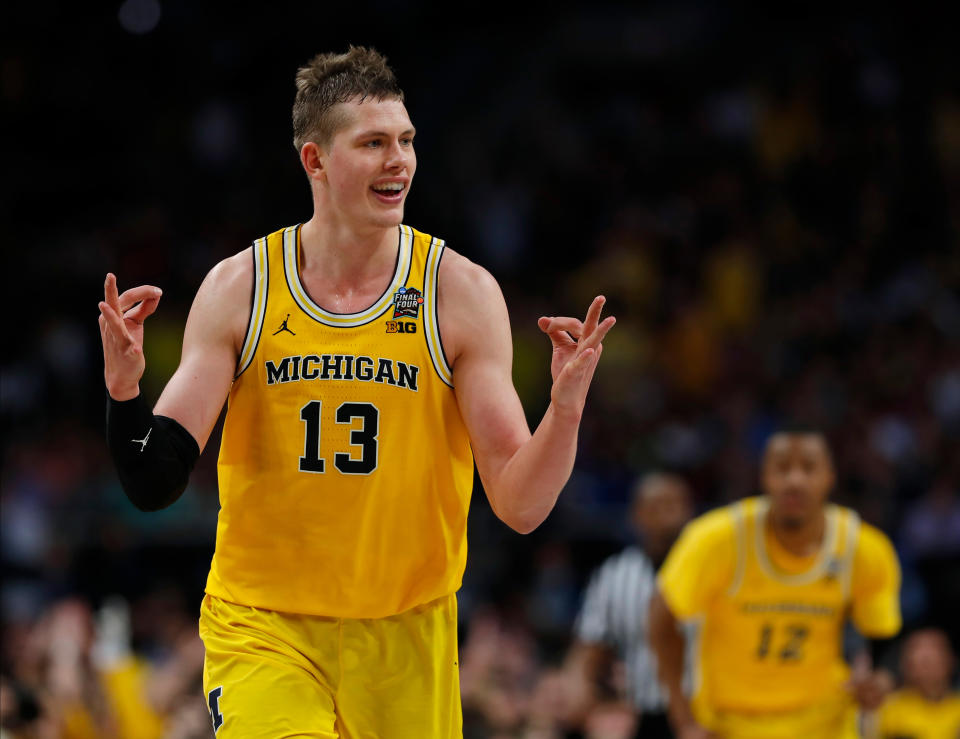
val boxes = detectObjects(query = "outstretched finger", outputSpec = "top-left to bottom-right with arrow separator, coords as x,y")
124,295 -> 161,324
104,273 -> 122,313
577,315 -> 616,352
98,300 -> 133,346
118,285 -> 162,313
582,295 -> 606,336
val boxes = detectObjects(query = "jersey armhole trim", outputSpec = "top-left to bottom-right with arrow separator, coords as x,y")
840,510 -> 861,602
726,502 -> 747,597
235,237 -> 269,378
423,238 -> 454,387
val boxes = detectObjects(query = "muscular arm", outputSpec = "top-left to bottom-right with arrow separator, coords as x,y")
152,251 -> 252,450
99,251 -> 251,509
439,251 -> 614,533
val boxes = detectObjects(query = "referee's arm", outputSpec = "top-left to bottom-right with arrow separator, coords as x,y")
565,563 -> 618,708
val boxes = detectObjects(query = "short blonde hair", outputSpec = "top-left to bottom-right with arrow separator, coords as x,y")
292,45 -> 404,151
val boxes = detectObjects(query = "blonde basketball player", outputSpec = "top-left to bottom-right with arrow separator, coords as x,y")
97,46 -> 614,737
649,428 -> 901,739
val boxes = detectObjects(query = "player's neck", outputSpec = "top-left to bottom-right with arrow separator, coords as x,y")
299,216 -> 398,286
766,509 -> 826,557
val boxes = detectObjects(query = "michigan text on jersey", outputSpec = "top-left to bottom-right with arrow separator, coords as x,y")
264,354 -> 419,391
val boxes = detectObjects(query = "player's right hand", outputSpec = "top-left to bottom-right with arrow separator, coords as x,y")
98,273 -> 162,401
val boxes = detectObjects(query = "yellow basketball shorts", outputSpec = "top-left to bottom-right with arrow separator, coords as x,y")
697,694 -> 860,739
198,593 -> 461,738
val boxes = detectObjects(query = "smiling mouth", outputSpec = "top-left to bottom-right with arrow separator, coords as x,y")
371,183 -> 405,201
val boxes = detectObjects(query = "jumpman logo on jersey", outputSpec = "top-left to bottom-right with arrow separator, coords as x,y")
131,428 -> 152,452
273,314 -> 296,336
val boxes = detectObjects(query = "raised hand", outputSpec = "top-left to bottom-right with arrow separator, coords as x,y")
98,273 -> 162,400
537,295 -> 616,420
846,653 -> 894,711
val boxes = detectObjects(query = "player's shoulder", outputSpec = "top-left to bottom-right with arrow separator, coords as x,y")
435,244 -> 501,301
680,500 -> 741,544
401,222 -> 503,306
851,515 -> 898,563
184,245 -> 256,350
433,241 -> 508,359
197,246 -> 254,304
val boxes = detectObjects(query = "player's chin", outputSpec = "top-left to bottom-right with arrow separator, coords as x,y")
368,205 -> 405,229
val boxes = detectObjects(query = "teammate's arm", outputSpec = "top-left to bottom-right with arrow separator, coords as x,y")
649,511 -> 734,738
98,251 -> 251,509
439,251 -> 614,533
649,591 -> 710,738
845,524 -> 902,710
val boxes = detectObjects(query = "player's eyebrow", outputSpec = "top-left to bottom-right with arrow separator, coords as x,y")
356,127 -> 416,138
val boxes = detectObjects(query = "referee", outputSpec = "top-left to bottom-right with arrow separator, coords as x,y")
567,473 -> 695,738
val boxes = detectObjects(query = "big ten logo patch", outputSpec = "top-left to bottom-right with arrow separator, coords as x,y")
385,321 -> 417,334
393,287 -> 424,319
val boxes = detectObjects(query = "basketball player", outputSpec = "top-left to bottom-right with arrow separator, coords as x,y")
97,46 -> 614,737
649,428 -> 902,739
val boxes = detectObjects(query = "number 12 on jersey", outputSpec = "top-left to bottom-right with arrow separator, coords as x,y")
755,623 -> 809,661
299,400 -> 379,475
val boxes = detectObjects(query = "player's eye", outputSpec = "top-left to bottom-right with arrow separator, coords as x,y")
365,139 -> 382,148
400,136 -> 414,146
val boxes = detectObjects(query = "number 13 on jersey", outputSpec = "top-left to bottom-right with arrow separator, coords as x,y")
298,400 -> 379,475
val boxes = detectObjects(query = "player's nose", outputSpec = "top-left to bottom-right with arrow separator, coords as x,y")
384,139 -> 412,169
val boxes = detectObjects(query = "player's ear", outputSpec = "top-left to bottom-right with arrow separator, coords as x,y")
300,142 -> 326,182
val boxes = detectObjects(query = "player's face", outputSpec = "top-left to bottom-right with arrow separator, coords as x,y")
761,434 -> 834,527
322,98 -> 416,230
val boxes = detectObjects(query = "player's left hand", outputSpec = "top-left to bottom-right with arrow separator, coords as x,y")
846,654 -> 894,710
538,295 -> 615,420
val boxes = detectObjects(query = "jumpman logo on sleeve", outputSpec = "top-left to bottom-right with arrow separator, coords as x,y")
273,314 -> 296,336
131,427 -> 152,452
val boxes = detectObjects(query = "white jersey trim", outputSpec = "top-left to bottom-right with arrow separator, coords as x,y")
283,224 -> 413,327
753,499 -> 841,586
236,237 -> 269,377
423,237 -> 453,386
726,502 -> 747,598
840,510 -> 861,601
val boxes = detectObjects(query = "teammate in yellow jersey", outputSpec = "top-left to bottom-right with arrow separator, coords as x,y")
649,427 -> 902,739
869,628 -> 960,739
96,46 -> 614,738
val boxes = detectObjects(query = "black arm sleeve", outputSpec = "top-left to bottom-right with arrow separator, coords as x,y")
106,393 -> 200,511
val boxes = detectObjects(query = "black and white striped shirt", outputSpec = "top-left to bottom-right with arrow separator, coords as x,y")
574,546 -> 693,712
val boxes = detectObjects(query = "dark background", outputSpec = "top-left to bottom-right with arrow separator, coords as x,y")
3,2 -> 958,736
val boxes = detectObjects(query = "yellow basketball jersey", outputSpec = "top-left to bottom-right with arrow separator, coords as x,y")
205,224 -> 474,619
875,689 -> 960,739
691,497 -> 860,719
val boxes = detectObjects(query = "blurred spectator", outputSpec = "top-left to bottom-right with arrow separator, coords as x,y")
564,473 -> 694,737
0,595 -> 205,738
460,605 -> 540,737
868,628 -> 960,739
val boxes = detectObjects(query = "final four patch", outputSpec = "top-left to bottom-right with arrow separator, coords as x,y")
393,287 -> 424,319
824,557 -> 842,580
